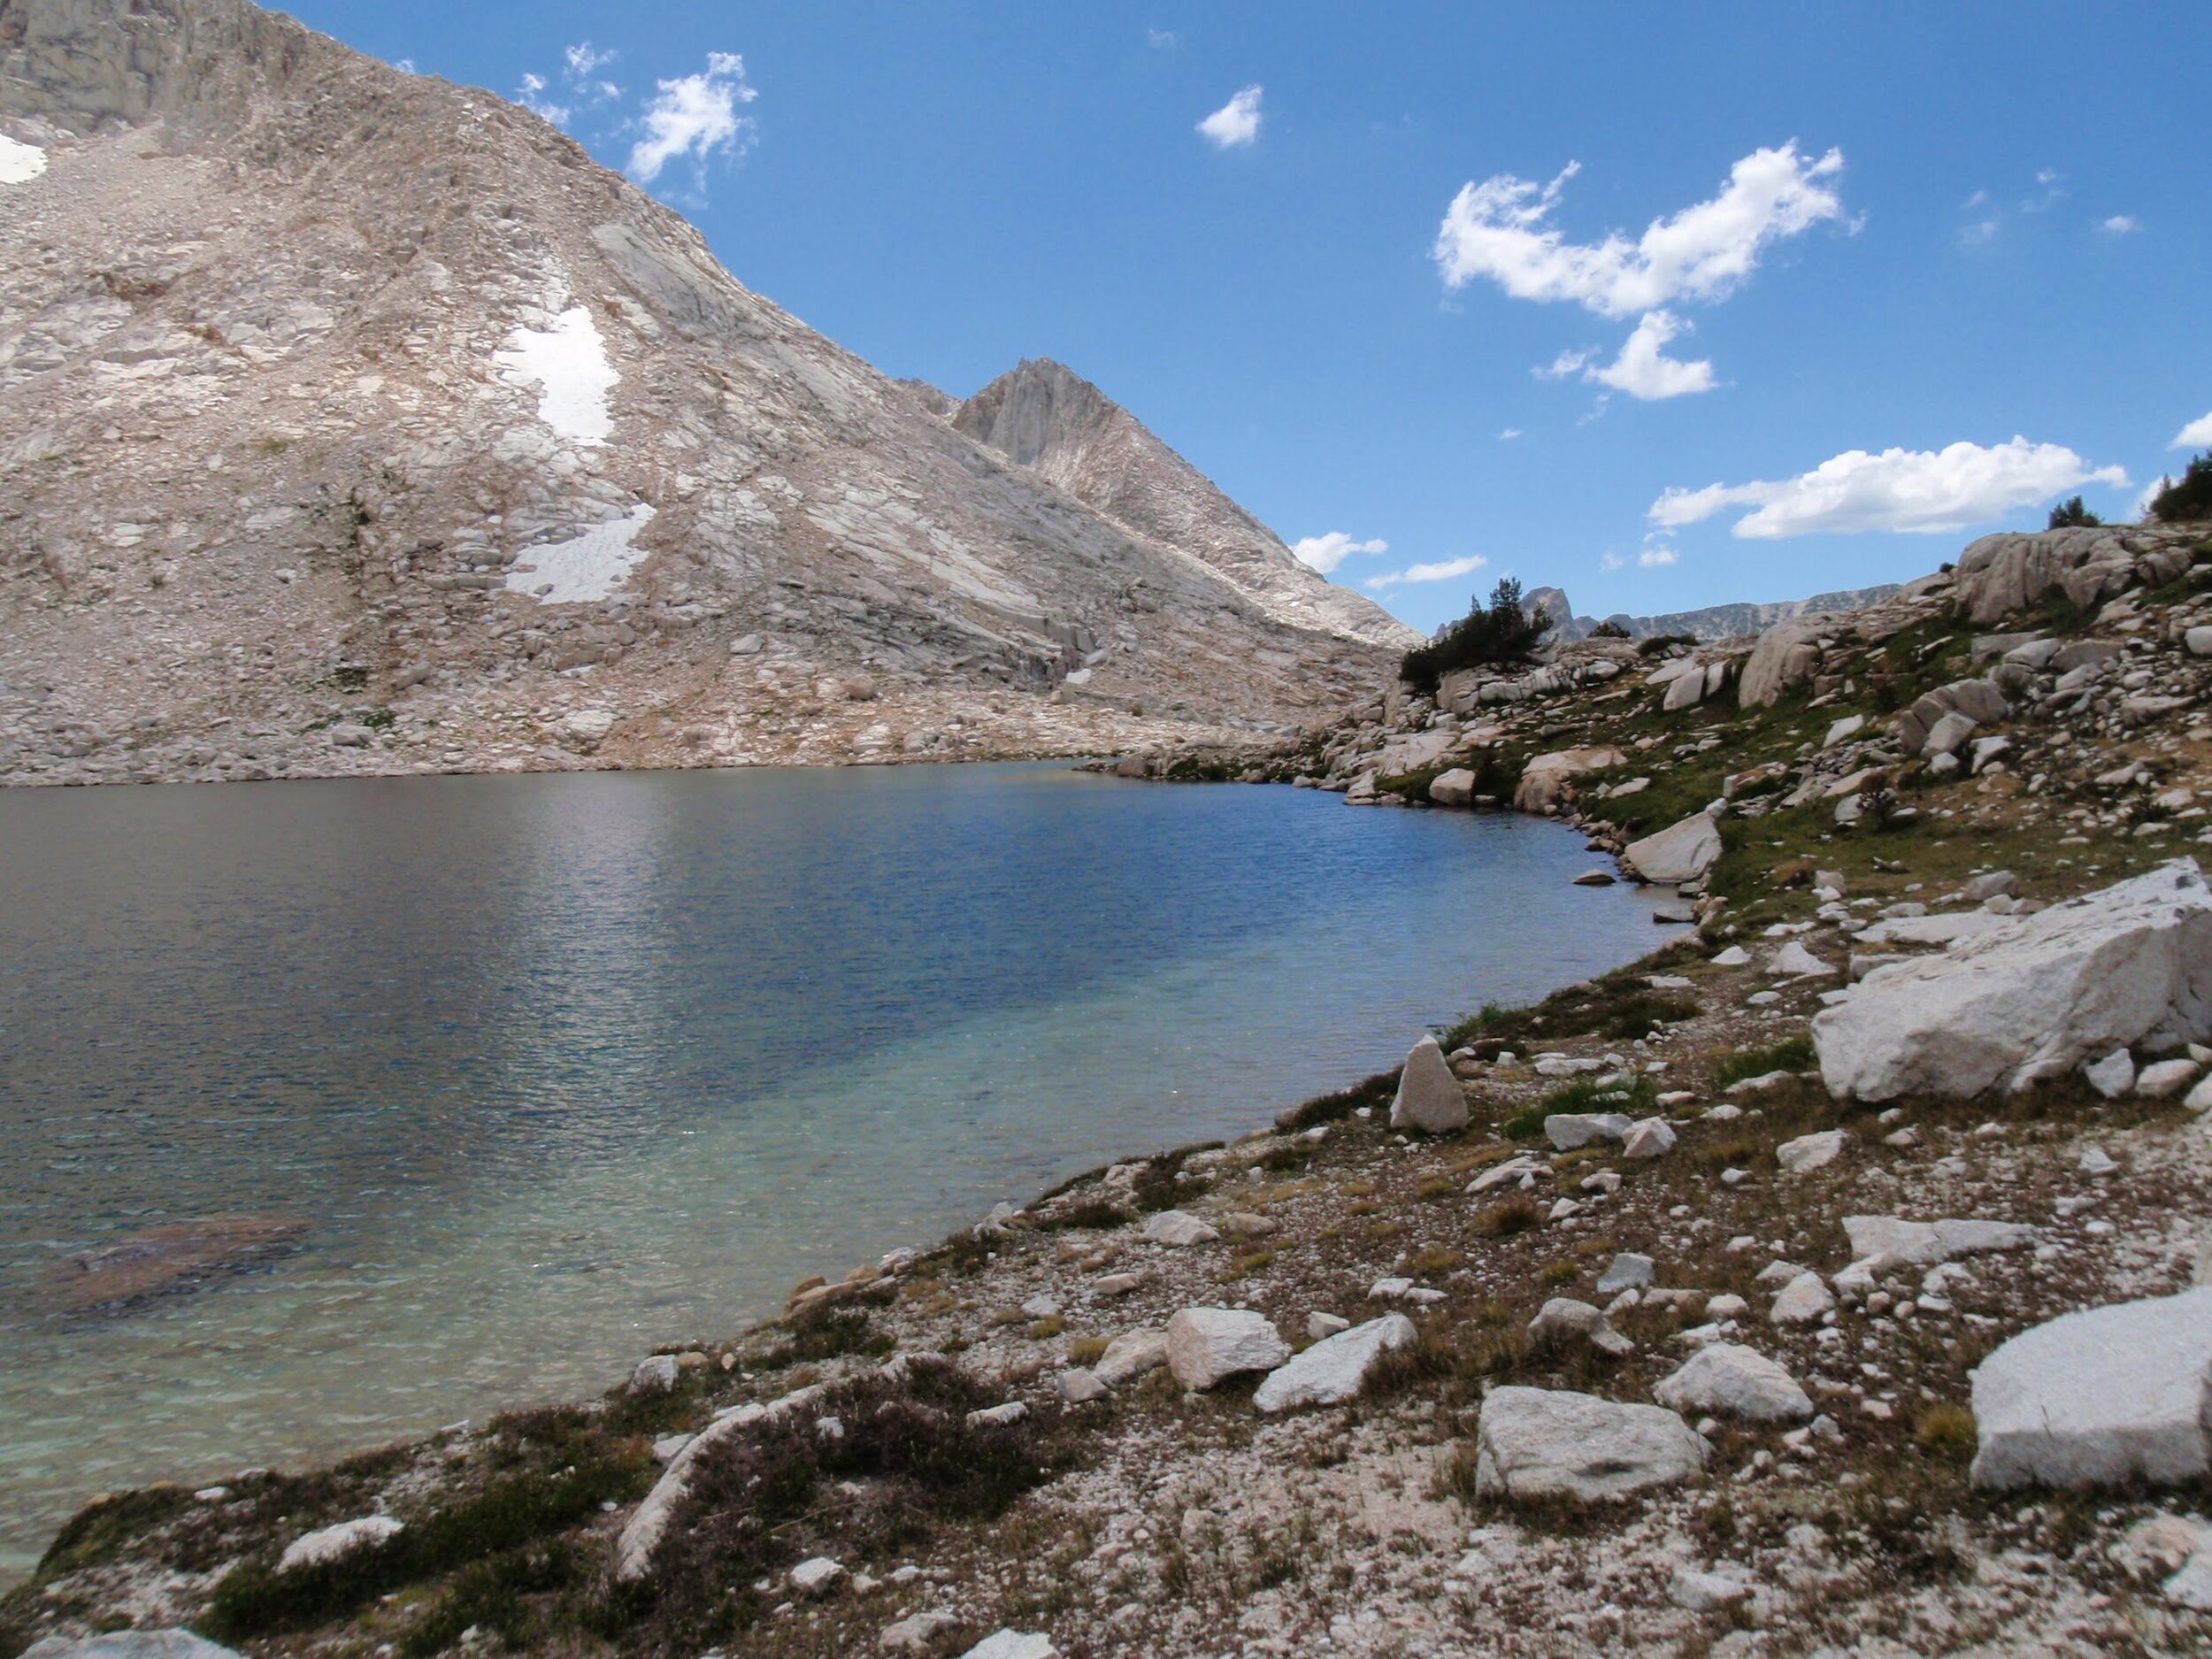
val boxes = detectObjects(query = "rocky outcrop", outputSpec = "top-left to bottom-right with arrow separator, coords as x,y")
1952,526 -> 2196,627
1815,860 -> 2212,1100
1970,1288 -> 2212,1490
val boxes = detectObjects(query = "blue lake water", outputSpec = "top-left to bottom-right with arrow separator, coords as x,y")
0,762 -> 1678,1577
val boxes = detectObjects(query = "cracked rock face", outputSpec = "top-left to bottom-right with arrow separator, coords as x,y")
0,0 -> 1407,788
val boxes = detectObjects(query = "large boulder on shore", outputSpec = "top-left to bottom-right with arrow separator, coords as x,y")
1390,1034 -> 1469,1133
1738,617 -> 1827,708
1951,526 -> 2173,627
1474,1386 -> 1706,1503
1254,1313 -> 1416,1412
1621,812 -> 1723,886
1815,859 -> 2212,1100
1513,747 -> 1626,812
1970,1288 -> 2212,1490
22,1638 -> 243,1659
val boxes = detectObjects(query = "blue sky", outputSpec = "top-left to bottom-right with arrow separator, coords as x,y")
290,2 -> 2210,633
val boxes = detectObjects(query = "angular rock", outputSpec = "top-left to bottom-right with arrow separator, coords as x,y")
1165,1307 -> 1289,1390
1141,1210 -> 1220,1247
1770,941 -> 1833,977
1776,1130 -> 1845,1173
1054,1368 -> 1106,1403
1815,861 -> 2212,1101
279,1515 -> 403,1572
1254,1313 -> 1416,1412
1621,1118 -> 1677,1160
1841,1216 -> 2039,1270
1545,1112 -> 1632,1150
629,1354 -> 680,1394
1654,1343 -> 1814,1423
1622,812 -> 1724,886
2137,1057 -> 2199,1098
1306,1311 -> 1350,1340
1527,1298 -> 1635,1358
1970,1288 -> 2212,1490
2084,1046 -> 2137,1098
1094,1327 -> 1168,1386
21,1638 -> 244,1659
791,1556 -> 845,1597
1669,1568 -> 1753,1613
959,1634 -> 1059,1659
1921,710 -> 1978,757
1427,768 -> 1477,808
1769,1272 -> 1833,1325
1474,1386 -> 1706,1503
879,1610 -> 964,1653
1390,1035 -> 1469,1134
1594,1252 -> 1655,1295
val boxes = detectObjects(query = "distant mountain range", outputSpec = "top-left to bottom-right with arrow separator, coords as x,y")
1518,584 -> 1905,644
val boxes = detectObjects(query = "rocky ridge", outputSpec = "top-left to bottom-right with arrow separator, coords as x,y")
13,517 -> 2212,1658
0,0 -> 1404,788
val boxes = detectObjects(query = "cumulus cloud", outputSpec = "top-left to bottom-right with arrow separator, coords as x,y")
1586,310 -> 1716,400
629,51 -> 758,187
1292,532 -> 1388,574
518,40 -> 626,127
1197,85 -> 1263,149
1365,554 -> 1489,590
2174,412 -> 2212,449
1640,545 -> 1680,567
2101,214 -> 2140,235
1498,427 -> 1523,441
1432,142 -> 1845,320
1600,550 -> 1626,572
1650,438 -> 2130,539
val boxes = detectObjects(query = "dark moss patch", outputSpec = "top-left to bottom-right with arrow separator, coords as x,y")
35,1486 -> 196,1580
1712,1035 -> 1816,1090
759,1303 -> 895,1371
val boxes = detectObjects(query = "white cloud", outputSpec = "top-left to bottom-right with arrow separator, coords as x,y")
628,51 -> 758,187
1958,214 -> 1999,247
1640,544 -> 1680,567
1586,310 -> 1716,400
516,72 -> 572,127
1432,142 -> 1845,320
2174,412 -> 2212,449
1365,554 -> 1488,590
2022,168 -> 2065,212
565,42 -> 618,80
1600,550 -> 1626,572
1498,427 -> 1522,441
1291,532 -> 1388,573
1650,437 -> 2130,539
394,57 -> 417,75
1148,28 -> 1177,49
1197,85 -> 1263,149
2101,214 -> 2140,235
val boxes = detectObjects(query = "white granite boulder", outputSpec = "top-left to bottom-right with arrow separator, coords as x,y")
1776,1130 -> 1845,1173
1427,768 -> 1477,808
278,1515 -> 403,1572
1622,812 -> 1724,886
1474,1386 -> 1706,1503
1654,1343 -> 1814,1423
1254,1313 -> 1415,1412
959,1634 -> 1059,1659
1390,1035 -> 1469,1134
1546,1112 -> 1632,1150
22,1637 -> 244,1659
1970,1288 -> 2212,1490
1165,1307 -> 1290,1390
1141,1210 -> 1220,1247
1094,1327 -> 1168,1386
1815,860 -> 2212,1101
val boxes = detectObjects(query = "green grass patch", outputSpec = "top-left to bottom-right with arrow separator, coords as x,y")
1712,1036 -> 1816,1090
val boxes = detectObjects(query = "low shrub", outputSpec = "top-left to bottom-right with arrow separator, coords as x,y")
1399,578 -> 1554,697
2152,453 -> 2212,524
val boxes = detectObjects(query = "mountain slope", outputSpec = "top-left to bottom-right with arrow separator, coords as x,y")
1526,583 -> 1903,644
950,358 -> 1417,650
0,0 -> 1402,786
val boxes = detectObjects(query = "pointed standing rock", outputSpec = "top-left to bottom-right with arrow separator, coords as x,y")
1390,1035 -> 1469,1134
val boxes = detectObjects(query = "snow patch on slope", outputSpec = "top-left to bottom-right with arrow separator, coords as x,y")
506,504 -> 657,603
0,136 -> 47,186
495,306 -> 617,446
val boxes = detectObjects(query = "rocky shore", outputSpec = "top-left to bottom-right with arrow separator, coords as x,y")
12,521 -> 2212,1659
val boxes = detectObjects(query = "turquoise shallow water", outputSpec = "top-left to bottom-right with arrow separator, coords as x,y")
0,763 -> 1679,1578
